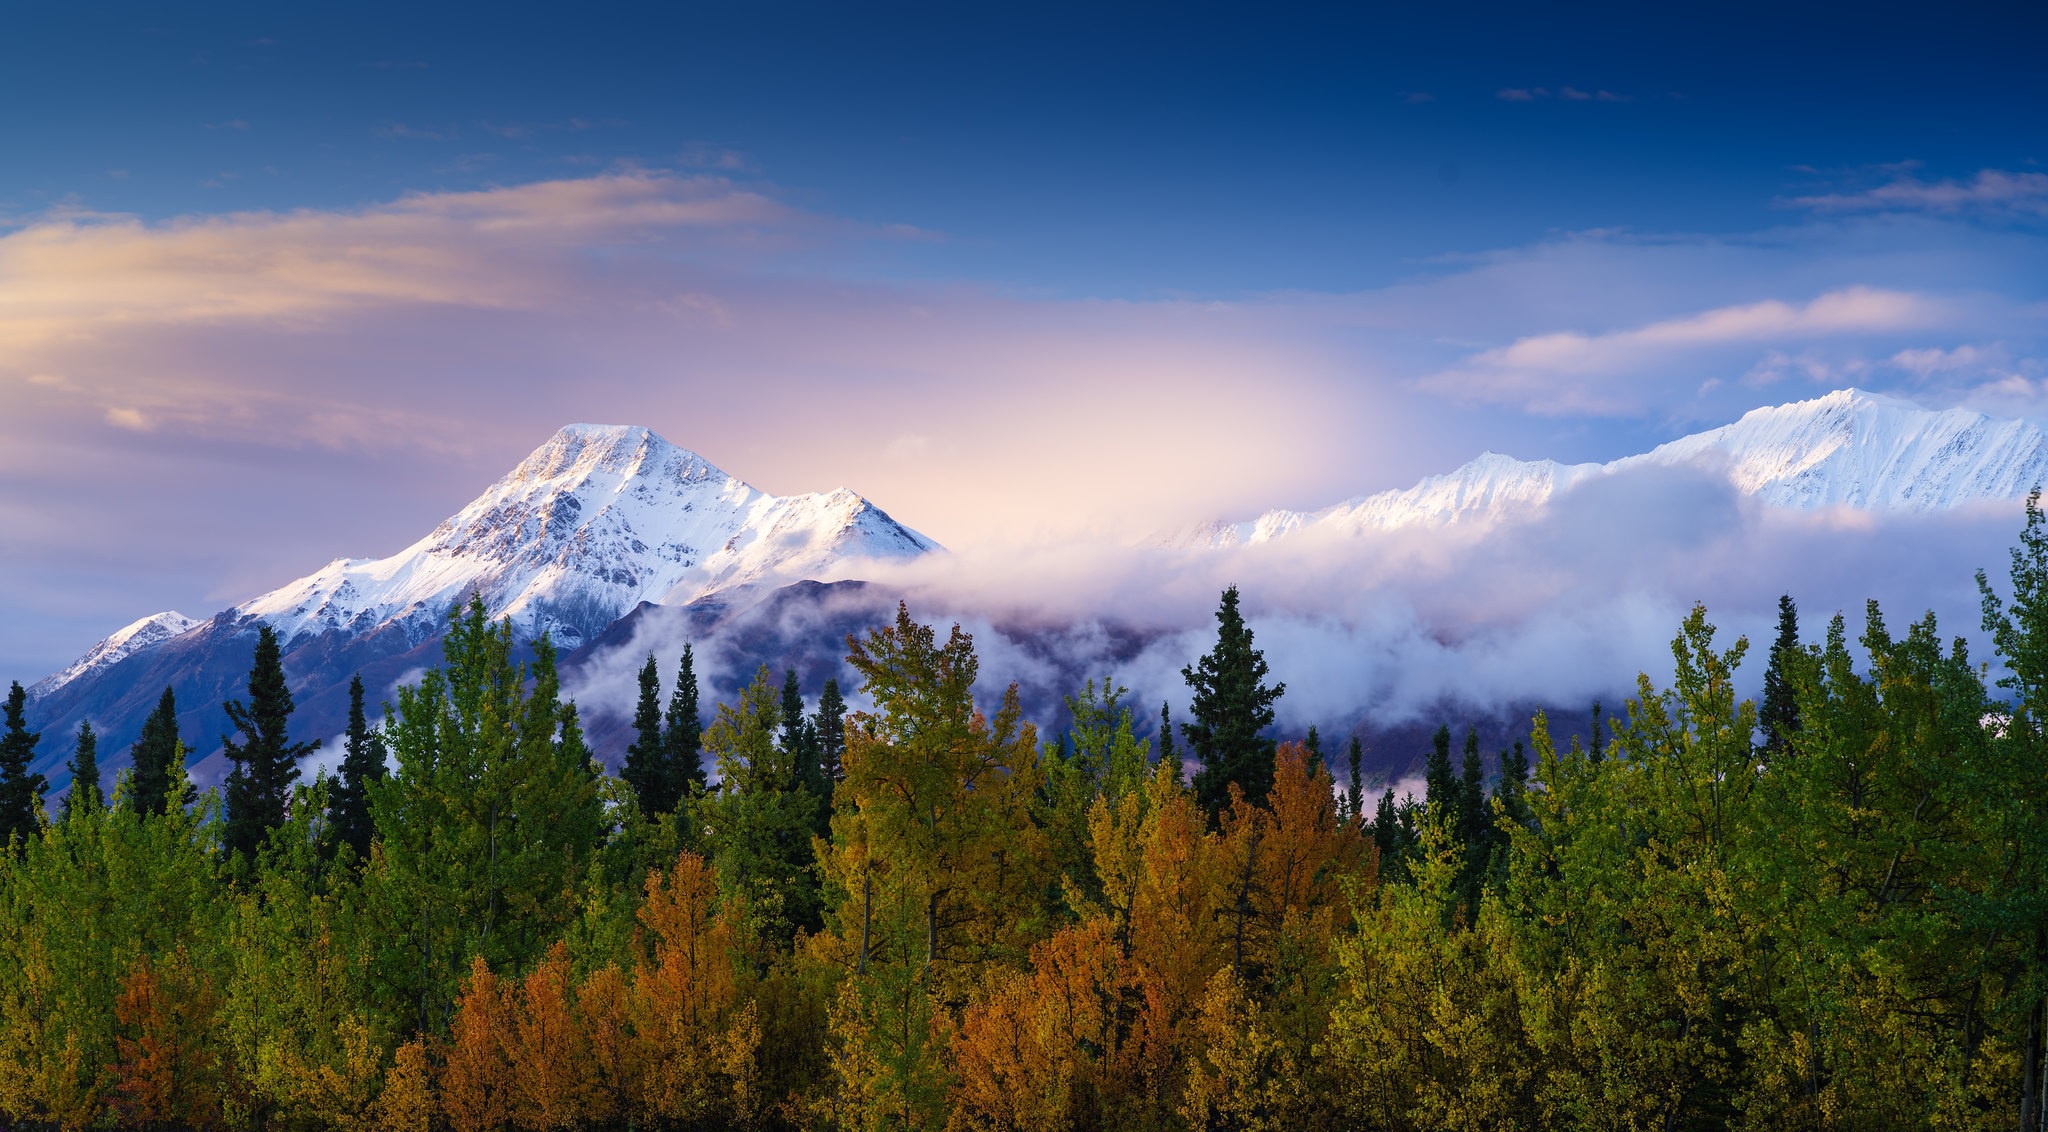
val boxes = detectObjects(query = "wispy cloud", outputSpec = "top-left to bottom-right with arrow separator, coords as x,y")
1786,168 -> 2048,216
1498,86 -> 1630,103
1422,288 -> 1946,414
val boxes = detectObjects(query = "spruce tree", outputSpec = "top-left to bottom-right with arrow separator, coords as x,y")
1373,786 -> 1409,884
665,644 -> 705,794
1345,735 -> 1365,827
328,674 -> 388,861
129,687 -> 188,815
622,655 -> 671,817
1183,586 -> 1286,822
1159,701 -> 1183,785
1498,739 -> 1530,827
1760,593 -> 1802,757
1304,724 -> 1323,774
814,677 -> 846,785
64,720 -> 101,819
1423,724 -> 1459,830
1589,700 -> 1606,763
1457,727 -> 1488,915
782,668 -> 825,794
220,624 -> 320,862
0,681 -> 46,847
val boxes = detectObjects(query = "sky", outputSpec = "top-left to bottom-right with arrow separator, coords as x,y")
3,0 -> 2046,682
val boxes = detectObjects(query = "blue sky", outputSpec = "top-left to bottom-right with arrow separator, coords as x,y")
2,0 -> 2046,678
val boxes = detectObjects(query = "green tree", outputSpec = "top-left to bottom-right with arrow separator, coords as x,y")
1183,586 -> 1286,822
700,665 -> 823,946
64,720 -> 102,819
220,624 -> 320,863
326,673 -> 387,861
666,643 -> 705,794
128,687 -> 192,816
622,654 -> 672,817
0,681 -> 46,847
1758,593 -> 1801,756
1423,724 -> 1459,832
782,667 -> 826,799
815,677 -> 846,786
362,597 -> 603,1035
1159,700 -> 1183,785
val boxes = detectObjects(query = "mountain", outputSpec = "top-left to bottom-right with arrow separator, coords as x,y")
239,423 -> 937,654
1184,388 -> 2048,547
23,425 -> 938,787
26,612 -> 200,700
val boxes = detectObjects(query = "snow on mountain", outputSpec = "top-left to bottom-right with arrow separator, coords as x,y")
237,424 -> 940,651
26,612 -> 201,700
1188,389 -> 2048,548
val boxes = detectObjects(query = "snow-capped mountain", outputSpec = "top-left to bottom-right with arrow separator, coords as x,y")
1185,389 -> 2048,547
237,423 -> 938,652
26,612 -> 200,700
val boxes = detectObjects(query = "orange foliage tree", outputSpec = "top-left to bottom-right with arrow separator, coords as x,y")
111,948 -> 227,1132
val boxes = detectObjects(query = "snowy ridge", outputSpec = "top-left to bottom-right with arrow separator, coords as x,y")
27,612 -> 200,700
1187,389 -> 2048,547
238,424 -> 939,650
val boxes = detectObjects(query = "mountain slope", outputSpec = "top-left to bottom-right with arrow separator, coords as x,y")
233,423 -> 936,653
26,612 -> 200,701
1187,389 -> 2048,547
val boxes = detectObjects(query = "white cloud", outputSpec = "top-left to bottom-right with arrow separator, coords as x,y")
1420,287 -> 1944,414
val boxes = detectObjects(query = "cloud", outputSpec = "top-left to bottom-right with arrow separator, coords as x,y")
1421,287 -> 1948,414
1497,88 -> 1544,101
1786,169 -> 2048,216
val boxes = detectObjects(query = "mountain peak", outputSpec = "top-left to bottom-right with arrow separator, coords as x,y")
28,611 -> 200,700
230,423 -> 936,651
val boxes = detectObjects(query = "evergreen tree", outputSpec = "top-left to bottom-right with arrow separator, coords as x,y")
1759,594 -> 1802,756
1423,724 -> 1459,830
1159,701 -> 1183,785
327,674 -> 388,861
1497,739 -> 1530,828
1373,786 -> 1409,884
0,681 -> 46,846
815,677 -> 846,785
1304,724 -> 1323,775
128,687 -> 191,815
1345,735 -> 1365,827
665,644 -> 705,794
1589,700 -> 1606,763
1183,586 -> 1286,822
220,625 -> 320,862
782,668 -> 825,794
63,720 -> 101,819
622,655 -> 672,817
701,666 -> 823,945
1456,727 -> 1488,916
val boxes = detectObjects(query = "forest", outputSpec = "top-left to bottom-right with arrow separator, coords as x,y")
2,499 -> 2047,1132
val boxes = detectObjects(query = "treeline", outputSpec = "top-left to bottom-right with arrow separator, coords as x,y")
3,509 -> 2048,1131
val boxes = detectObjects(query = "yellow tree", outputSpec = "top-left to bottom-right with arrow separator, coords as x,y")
817,604 -> 1052,1130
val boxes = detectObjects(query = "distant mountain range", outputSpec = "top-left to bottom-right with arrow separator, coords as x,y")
24,389 -> 2048,791
1179,388 -> 2048,547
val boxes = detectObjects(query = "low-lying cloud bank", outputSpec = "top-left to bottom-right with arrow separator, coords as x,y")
568,462 -> 2031,762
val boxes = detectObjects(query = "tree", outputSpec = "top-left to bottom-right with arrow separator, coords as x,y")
0,681 -> 46,846
1345,736 -> 1364,828
129,687 -> 192,816
63,719 -> 102,819
325,674 -> 387,862
666,645 -> 706,797
815,677 -> 846,785
1423,725 -> 1458,831
782,667 -> 826,800
698,665 -> 823,945
1183,587 -> 1286,823
1758,593 -> 1801,756
221,624 -> 320,862
1159,701 -> 1183,785
623,655 -> 673,817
